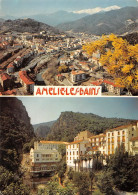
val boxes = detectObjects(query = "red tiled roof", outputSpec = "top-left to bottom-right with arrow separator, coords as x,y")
7,63 -> 14,68
103,80 -> 124,88
106,124 -> 133,132
19,71 -> 34,85
40,141 -> 69,144
0,89 -> 16,96
1,73 -> 11,81
80,61 -> 87,65
71,70 -> 85,75
91,80 -> 103,86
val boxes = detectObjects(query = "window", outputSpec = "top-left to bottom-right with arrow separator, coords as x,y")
37,154 -> 39,157
77,151 -> 78,155
112,133 -> 114,136
70,157 -> 71,160
73,151 -> 74,155
70,152 -> 71,155
122,131 -> 125,135
132,134 -> 134,137
118,131 -> 120,135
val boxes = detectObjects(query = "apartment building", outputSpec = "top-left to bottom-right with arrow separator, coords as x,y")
30,141 -> 68,176
66,122 -> 138,170
66,130 -> 93,169
106,122 -> 138,155
66,139 -> 89,169
89,133 -> 106,155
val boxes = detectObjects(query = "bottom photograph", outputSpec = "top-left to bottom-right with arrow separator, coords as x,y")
0,97 -> 138,195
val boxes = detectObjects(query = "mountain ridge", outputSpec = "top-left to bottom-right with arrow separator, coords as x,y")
35,111 -> 135,141
57,6 -> 138,35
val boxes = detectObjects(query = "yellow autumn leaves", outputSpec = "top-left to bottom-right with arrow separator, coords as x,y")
83,34 -> 138,91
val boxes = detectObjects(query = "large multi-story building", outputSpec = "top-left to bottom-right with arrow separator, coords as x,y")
88,133 -> 106,155
30,141 -> 68,176
106,122 -> 138,155
66,122 -> 138,170
66,130 -> 93,169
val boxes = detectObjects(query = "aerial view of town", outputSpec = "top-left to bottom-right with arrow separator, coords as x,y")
0,0 -> 137,96
0,97 -> 138,195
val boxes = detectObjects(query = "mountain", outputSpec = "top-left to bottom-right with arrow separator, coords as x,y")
46,112 -> 135,142
0,97 -> 35,171
27,11 -> 88,27
33,120 -> 56,131
0,18 -> 59,34
57,7 -> 138,35
33,120 -> 55,138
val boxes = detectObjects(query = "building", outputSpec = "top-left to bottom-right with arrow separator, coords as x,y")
66,122 -> 138,171
71,70 -> 86,83
19,71 -> 34,94
106,122 -> 138,155
66,139 -> 89,170
30,141 -> 68,176
102,80 -> 124,95
129,137 -> 138,155
66,130 -> 93,170
0,73 -> 13,90
74,130 -> 93,141
7,63 -> 15,74
89,133 -> 106,155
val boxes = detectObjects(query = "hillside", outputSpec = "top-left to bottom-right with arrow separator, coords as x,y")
33,120 -> 55,138
57,7 -> 138,35
46,112 -> 135,142
0,18 -> 60,34
0,97 -> 35,172
121,32 -> 138,45
28,11 -> 88,26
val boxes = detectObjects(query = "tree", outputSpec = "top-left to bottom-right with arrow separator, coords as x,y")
67,167 -> 74,180
83,34 -> 138,94
89,171 -> 95,194
97,145 -> 138,194
57,161 -> 67,184
58,65 -> 68,73
107,145 -> 138,192
97,171 -> 114,195
73,159 -> 77,172
73,172 -> 90,195
58,144 -> 66,158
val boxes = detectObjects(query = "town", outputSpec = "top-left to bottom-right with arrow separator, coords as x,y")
0,29 -> 132,96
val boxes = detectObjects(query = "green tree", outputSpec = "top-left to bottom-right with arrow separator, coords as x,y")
58,144 -> 66,158
73,172 -> 90,195
107,145 -> 138,192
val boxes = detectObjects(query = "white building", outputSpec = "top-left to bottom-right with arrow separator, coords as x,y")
71,70 -> 86,83
106,122 -> 138,155
66,139 -> 89,169
30,141 -> 68,175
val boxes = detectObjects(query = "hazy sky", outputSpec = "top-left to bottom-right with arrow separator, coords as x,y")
0,0 -> 138,16
18,97 -> 138,125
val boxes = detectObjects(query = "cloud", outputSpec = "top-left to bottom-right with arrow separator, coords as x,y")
73,5 -> 121,15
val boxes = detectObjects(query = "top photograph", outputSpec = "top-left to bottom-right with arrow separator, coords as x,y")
0,0 -> 138,96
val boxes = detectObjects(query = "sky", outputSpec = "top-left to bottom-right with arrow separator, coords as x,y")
18,97 -> 138,125
0,0 -> 138,16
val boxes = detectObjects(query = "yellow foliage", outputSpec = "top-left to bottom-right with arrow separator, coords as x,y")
83,33 -> 138,91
